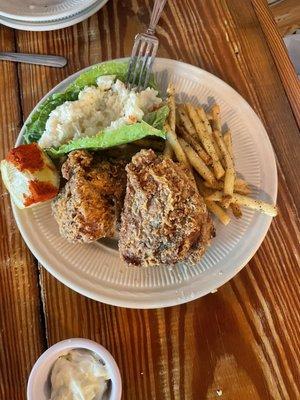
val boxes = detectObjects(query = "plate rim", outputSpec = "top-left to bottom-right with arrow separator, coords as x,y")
0,0 -> 108,31
0,0 -> 99,22
12,58 -> 278,308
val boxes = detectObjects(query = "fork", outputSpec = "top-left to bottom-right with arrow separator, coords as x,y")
126,0 -> 168,91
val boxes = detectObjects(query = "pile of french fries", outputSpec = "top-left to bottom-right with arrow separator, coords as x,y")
163,83 -> 277,225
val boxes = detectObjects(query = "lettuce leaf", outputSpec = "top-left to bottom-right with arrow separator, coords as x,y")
24,60 -> 158,144
46,121 -> 166,158
143,105 -> 169,130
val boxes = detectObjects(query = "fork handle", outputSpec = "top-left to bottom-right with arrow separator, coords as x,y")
147,0 -> 168,35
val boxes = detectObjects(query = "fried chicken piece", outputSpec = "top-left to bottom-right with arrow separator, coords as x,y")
52,150 -> 127,243
119,149 -> 214,267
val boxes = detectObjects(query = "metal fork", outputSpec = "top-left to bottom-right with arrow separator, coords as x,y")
126,0 -> 167,91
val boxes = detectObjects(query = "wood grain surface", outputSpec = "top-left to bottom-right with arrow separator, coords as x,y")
0,0 -> 299,399
270,0 -> 300,35
0,29 -> 46,399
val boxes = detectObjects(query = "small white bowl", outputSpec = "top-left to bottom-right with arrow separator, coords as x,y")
27,338 -> 122,400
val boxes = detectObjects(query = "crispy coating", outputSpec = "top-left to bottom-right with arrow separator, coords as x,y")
119,149 -> 214,267
52,150 -> 127,243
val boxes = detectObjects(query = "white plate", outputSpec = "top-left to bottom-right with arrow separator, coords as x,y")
13,58 -> 277,309
0,0 -> 98,22
0,0 -> 108,31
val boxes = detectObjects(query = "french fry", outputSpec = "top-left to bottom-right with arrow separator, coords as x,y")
230,203 -> 242,218
197,107 -> 213,135
234,178 -> 251,194
186,104 -> 225,179
210,103 -> 225,167
235,178 -> 246,186
205,191 -> 278,217
197,106 -> 223,164
177,106 -> 212,165
222,129 -> 244,215
163,141 -> 174,159
177,106 -> 199,141
234,186 -> 251,195
206,200 -> 231,225
213,130 -> 235,202
197,106 -> 224,163
212,135 -> 224,165
211,104 -> 222,131
167,83 -> 176,132
178,138 -> 216,185
223,130 -> 233,158
204,180 -> 251,195
177,125 -> 211,165
163,121 -> 174,159
195,176 -> 230,224
195,175 -> 215,197
206,111 -> 213,122
165,124 -> 190,168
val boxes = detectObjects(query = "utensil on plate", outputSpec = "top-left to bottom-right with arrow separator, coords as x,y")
0,52 -> 67,68
126,0 -> 167,90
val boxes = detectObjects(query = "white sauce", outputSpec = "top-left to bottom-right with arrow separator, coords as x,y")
50,349 -> 110,400
38,76 -> 162,148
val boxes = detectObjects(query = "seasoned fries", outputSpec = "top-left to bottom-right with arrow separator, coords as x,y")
230,203 -> 242,218
204,180 -> 251,195
223,130 -> 233,158
186,104 -> 225,179
195,175 -> 231,224
177,106 -> 198,139
178,138 -> 216,185
161,92 -> 277,225
163,140 -> 174,159
163,84 -> 176,159
213,130 -> 235,203
211,104 -> 222,131
165,124 -> 190,168
205,191 -> 277,217
167,83 -> 176,132
206,200 -> 231,225
177,125 -> 211,165
197,107 -> 213,135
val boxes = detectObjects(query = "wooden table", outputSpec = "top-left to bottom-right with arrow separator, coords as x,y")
0,1 -> 299,399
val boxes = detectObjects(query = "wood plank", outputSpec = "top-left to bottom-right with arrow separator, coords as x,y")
251,0 -> 300,127
0,27 -> 46,399
11,0 -> 300,399
270,0 -> 300,36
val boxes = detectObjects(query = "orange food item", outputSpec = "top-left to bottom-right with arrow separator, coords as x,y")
6,143 -> 44,172
24,180 -> 59,207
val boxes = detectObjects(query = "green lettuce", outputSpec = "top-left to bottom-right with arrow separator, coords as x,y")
24,60 -> 158,144
143,105 -> 169,130
65,61 -> 152,95
47,121 -> 166,158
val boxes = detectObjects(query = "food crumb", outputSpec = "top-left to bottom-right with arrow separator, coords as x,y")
211,289 -> 218,293
216,389 -> 223,396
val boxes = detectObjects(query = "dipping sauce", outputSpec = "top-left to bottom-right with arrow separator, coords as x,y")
50,349 -> 110,400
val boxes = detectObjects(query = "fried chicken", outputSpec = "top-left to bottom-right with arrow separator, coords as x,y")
52,150 -> 127,243
119,149 -> 214,267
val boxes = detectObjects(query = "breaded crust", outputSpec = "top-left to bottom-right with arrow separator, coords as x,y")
119,149 -> 214,267
52,150 -> 127,243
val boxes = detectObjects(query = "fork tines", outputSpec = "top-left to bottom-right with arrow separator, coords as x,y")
127,33 -> 159,91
